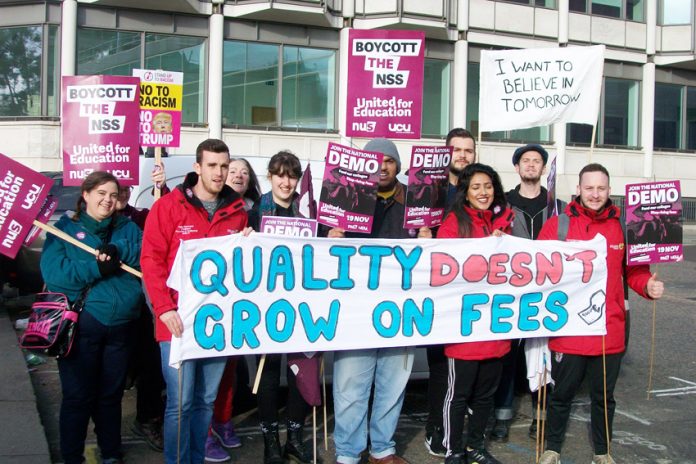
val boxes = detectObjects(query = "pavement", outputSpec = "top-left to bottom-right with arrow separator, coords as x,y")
2,226 -> 696,464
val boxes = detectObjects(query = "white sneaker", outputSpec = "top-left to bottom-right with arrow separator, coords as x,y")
538,450 -> 561,464
592,454 -> 616,464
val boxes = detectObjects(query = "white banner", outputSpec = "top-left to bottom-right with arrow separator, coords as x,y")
166,233 -> 609,366
479,45 -> 605,132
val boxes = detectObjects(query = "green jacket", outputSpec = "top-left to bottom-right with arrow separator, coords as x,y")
40,213 -> 143,326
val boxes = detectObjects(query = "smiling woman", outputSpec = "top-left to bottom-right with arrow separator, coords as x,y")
39,171 -> 144,464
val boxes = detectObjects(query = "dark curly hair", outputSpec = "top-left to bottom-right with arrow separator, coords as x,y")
267,150 -> 302,179
449,163 -> 507,237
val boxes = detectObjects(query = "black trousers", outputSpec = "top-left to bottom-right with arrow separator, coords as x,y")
545,351 -> 623,455
256,353 -> 309,425
58,311 -> 136,464
133,307 -> 165,423
426,344 -> 448,434
443,357 -> 503,453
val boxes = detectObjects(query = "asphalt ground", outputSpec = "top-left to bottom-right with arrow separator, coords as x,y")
3,245 -> 696,464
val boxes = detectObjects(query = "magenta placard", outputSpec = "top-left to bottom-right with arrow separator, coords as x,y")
404,146 -> 451,228
346,30 -> 425,139
0,153 -> 54,258
62,75 -> 141,186
260,216 -> 317,237
625,180 -> 683,265
317,142 -> 383,234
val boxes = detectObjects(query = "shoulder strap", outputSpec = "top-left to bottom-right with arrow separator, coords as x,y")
557,212 -> 569,241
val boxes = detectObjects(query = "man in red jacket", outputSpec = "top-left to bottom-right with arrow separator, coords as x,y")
141,139 -> 248,464
537,163 -> 664,464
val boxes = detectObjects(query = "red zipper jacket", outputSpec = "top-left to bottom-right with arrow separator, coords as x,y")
141,173 -> 248,341
538,200 -> 651,355
437,205 -> 514,361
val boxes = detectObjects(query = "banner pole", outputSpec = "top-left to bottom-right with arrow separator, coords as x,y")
647,298 -> 658,400
154,147 -> 162,200
589,123 -> 597,163
33,220 -> 142,278
252,354 -> 266,394
321,356 -> 328,450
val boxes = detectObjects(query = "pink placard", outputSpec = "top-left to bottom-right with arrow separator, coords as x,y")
260,216 -> 317,237
0,153 -> 54,258
625,180 -> 683,265
62,75 -> 141,186
404,146 -> 451,228
346,30 -> 425,139
317,142 -> 383,234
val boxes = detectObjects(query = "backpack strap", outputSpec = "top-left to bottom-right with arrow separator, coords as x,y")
557,212 -> 569,241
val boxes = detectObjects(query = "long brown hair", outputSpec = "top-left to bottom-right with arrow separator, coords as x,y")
73,171 -> 120,221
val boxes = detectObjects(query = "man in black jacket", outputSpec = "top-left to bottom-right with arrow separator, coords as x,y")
490,143 -> 561,441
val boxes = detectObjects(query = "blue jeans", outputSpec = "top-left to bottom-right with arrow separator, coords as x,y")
160,342 -> 227,464
58,311 -> 135,464
332,347 -> 414,463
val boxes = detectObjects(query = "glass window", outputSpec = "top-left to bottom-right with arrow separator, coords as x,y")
661,0 -> 692,24
146,34 -> 206,124
421,59 -> 450,137
568,78 -> 639,146
46,25 -> 60,116
222,41 -> 279,126
282,46 -> 335,129
654,83 -> 682,150
466,62 -> 551,143
222,41 -> 336,130
604,78 -> 640,146
77,28 -> 140,76
686,87 -> 696,149
0,26 -> 42,117
592,0 -> 622,17
569,0 -> 587,12
627,0 -> 644,21
502,0 -> 557,6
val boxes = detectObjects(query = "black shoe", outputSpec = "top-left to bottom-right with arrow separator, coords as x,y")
131,419 -> 164,452
284,425 -> 323,464
424,427 -> 446,457
261,423 -> 285,464
490,419 -> 510,442
444,453 -> 466,464
466,448 -> 502,464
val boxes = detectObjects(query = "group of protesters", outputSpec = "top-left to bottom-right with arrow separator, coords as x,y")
39,130 -> 664,464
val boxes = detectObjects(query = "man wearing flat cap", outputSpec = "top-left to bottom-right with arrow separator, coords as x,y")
489,143 -> 564,442
328,138 -> 420,464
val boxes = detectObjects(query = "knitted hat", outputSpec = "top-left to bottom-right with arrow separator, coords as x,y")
364,138 -> 401,173
512,143 -> 549,166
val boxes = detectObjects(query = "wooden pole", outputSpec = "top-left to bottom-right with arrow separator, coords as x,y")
321,356 -> 328,450
33,220 -> 142,278
252,354 -> 266,394
647,299 -> 658,399
154,147 -> 162,200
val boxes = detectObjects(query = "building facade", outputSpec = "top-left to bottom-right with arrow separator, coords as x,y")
1,0 -> 696,202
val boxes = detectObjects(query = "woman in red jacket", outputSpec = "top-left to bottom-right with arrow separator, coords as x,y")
437,163 -> 514,464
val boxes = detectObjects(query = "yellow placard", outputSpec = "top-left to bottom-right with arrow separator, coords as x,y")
139,82 -> 183,110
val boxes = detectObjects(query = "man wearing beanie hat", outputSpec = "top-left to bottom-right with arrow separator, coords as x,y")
329,137 -> 421,464
489,143 -> 564,442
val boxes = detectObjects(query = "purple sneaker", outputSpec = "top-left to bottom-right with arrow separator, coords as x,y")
205,435 -> 231,462
211,421 -> 243,449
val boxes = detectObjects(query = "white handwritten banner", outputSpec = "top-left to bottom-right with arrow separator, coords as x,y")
479,45 -> 605,132
166,233 -> 609,366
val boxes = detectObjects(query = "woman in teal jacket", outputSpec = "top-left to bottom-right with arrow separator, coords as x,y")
40,171 -> 143,464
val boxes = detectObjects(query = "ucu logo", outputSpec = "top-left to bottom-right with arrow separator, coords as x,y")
388,123 -> 411,133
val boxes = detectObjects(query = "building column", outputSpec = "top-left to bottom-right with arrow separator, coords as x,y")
553,122 -> 566,175
642,62 -> 656,178
558,0 -> 569,45
60,0 -> 77,77
452,40 -> 468,129
207,8 -> 224,139
338,27 -> 351,140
